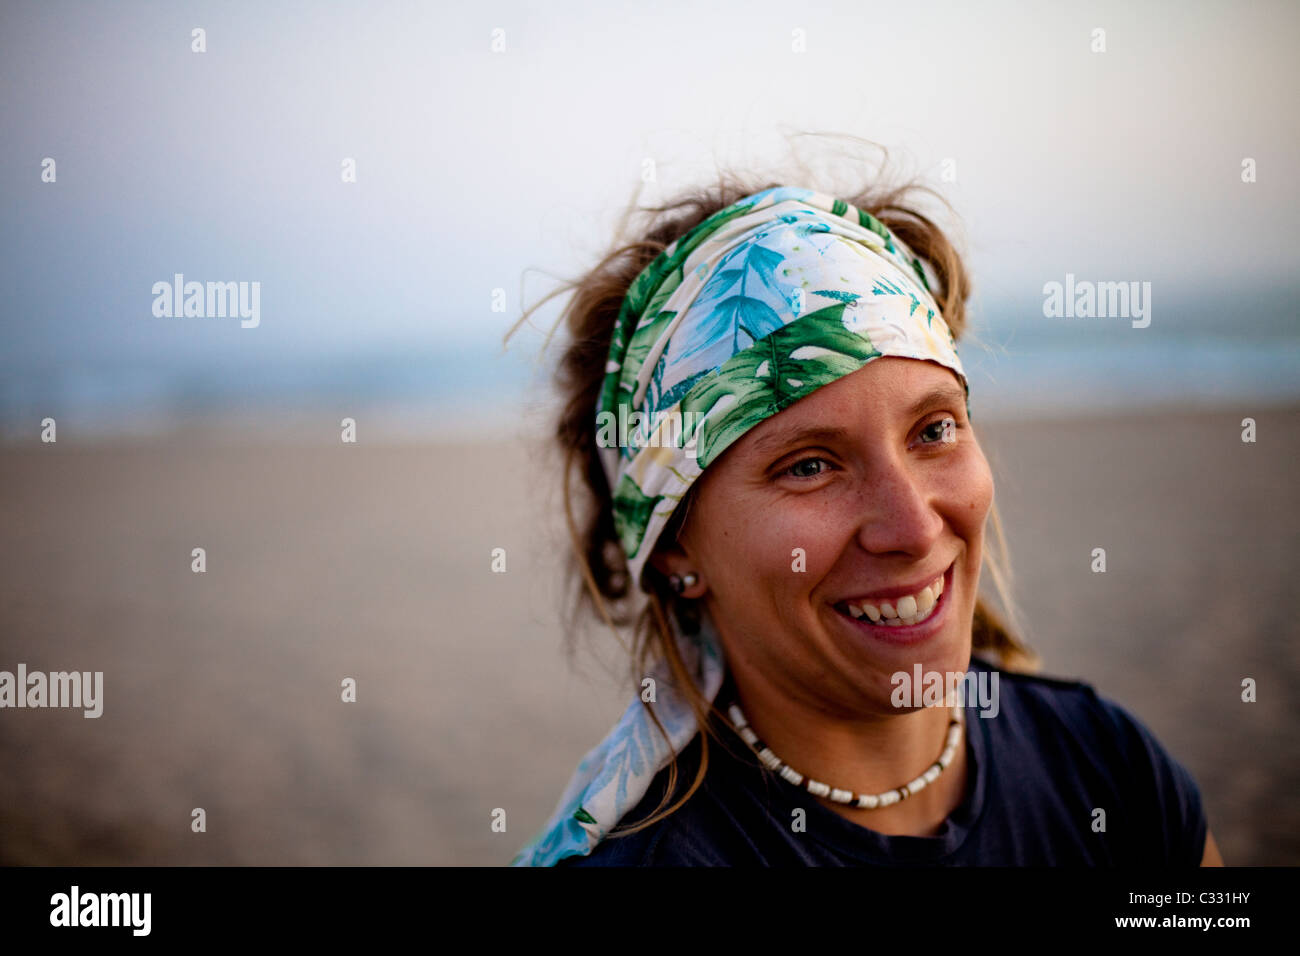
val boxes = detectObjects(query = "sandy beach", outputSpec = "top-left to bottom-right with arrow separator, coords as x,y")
1,402 -> 1296,866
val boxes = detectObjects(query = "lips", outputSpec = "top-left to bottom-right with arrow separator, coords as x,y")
835,562 -> 953,621
831,562 -> 954,645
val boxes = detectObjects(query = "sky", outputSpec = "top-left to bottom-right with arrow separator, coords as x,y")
1,0 -> 1296,428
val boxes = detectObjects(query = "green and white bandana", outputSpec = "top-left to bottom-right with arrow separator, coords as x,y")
510,185 -> 970,866
596,184 -> 969,593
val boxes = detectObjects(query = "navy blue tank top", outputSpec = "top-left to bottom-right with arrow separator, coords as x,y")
558,656 -> 1207,866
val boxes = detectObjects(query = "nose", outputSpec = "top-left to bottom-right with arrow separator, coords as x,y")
851,452 -> 943,557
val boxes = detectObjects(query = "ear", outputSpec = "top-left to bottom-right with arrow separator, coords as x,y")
648,538 -> 686,577
648,544 -> 706,599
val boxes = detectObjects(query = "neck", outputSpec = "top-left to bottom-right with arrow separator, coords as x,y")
722,661 -> 969,838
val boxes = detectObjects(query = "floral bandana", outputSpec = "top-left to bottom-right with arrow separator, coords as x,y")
511,185 -> 969,866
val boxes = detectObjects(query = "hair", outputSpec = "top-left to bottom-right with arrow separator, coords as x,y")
506,139 -> 1041,839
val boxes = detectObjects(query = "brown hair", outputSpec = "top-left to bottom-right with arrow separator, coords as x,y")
506,140 -> 1040,838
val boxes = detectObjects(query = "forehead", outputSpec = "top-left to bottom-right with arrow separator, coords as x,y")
743,357 -> 963,455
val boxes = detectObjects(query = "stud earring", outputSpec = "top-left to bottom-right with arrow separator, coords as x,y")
668,572 -> 699,594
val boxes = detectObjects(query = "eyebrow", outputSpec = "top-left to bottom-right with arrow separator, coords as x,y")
750,384 -> 967,457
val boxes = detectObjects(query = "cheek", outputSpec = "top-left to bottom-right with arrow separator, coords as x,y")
944,445 -> 994,539
692,489 -> 841,592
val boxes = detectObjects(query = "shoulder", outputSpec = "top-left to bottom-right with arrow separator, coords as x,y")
972,655 -> 1208,864
974,655 -> 1193,772
556,809 -> 728,867
970,653 -> 1099,715
555,730 -> 766,867
555,824 -> 660,867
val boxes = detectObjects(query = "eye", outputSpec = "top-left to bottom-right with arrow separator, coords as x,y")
782,456 -> 833,480
919,417 -> 958,445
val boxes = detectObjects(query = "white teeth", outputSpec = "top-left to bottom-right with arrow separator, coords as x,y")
843,571 -> 945,628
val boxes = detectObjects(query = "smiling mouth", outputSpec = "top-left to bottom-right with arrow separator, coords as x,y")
833,563 -> 952,628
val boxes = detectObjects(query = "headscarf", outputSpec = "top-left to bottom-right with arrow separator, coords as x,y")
512,185 -> 968,866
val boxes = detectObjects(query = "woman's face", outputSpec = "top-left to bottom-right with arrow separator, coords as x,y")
661,356 -> 993,717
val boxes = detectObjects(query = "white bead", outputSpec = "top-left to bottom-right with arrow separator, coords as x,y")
807,780 -> 830,797
878,790 -> 900,806
739,727 -> 759,746
830,788 -> 853,803
923,765 -> 941,783
779,765 -> 804,785
907,775 -> 928,793
757,747 -> 781,770
857,793 -> 879,809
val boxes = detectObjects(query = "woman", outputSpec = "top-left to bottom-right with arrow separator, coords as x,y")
509,178 -> 1221,867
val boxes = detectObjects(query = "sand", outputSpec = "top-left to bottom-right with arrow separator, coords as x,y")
1,402 -> 1296,865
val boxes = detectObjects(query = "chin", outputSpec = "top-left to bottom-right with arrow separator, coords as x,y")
826,599 -> 975,713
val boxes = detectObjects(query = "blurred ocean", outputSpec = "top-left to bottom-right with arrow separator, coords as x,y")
1,318 -> 1297,443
